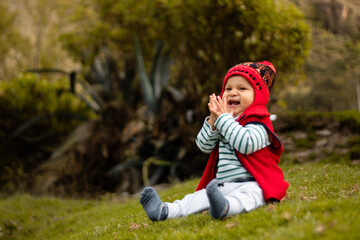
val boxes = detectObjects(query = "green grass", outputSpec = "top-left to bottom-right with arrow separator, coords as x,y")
1,163 -> 359,240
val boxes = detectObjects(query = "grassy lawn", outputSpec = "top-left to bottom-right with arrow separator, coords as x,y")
1,162 -> 359,240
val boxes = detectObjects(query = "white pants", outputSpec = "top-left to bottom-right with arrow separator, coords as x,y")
166,181 -> 265,218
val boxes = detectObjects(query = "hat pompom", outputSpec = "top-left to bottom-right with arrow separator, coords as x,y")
259,61 -> 276,74
255,61 -> 276,92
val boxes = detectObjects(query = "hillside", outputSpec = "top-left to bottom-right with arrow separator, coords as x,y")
287,0 -> 360,111
0,163 -> 359,239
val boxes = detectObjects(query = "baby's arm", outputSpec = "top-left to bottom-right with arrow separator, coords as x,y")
215,113 -> 271,154
196,117 -> 220,154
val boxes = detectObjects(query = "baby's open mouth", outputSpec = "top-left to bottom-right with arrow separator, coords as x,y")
228,100 -> 240,105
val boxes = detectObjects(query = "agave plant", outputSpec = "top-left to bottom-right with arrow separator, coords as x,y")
134,35 -> 182,115
16,39 -> 186,195
107,37 -> 185,187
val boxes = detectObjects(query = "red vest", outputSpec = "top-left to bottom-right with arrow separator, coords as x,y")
196,105 -> 289,202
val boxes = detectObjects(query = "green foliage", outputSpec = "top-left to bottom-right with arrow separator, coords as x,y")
61,0 -> 311,113
335,110 -> 360,132
278,110 -> 360,132
0,73 -> 94,133
134,36 -> 157,113
0,163 -> 359,240
0,73 -> 95,194
134,36 -> 178,114
348,136 -> 360,160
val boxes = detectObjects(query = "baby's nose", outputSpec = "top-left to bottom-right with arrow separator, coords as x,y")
229,89 -> 237,95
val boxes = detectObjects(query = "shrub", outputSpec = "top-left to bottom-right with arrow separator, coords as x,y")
0,73 -> 95,194
348,136 -> 360,160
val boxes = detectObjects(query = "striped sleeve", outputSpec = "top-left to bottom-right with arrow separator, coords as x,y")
214,113 -> 271,155
195,116 -> 220,153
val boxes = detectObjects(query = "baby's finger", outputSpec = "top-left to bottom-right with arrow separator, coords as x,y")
210,94 -> 216,104
216,96 -> 224,109
208,102 -> 215,110
209,97 -> 217,108
222,96 -> 228,109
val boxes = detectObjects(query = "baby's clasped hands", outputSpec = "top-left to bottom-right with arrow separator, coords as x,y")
208,93 -> 233,119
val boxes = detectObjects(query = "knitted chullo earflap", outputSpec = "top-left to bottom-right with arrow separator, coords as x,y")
220,61 -> 276,101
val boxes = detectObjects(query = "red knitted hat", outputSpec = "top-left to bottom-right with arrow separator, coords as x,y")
220,61 -> 276,100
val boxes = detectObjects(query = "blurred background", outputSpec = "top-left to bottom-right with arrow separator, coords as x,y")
0,0 -> 359,198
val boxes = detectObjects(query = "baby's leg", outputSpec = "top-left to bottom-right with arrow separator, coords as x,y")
225,181 -> 265,216
166,188 -> 209,219
140,186 -> 210,220
140,187 -> 168,221
206,179 -> 229,219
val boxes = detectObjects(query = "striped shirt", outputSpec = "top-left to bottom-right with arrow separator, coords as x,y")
196,113 -> 271,183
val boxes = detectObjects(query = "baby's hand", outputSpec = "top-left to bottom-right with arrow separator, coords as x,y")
208,94 -> 232,119
207,94 -> 217,130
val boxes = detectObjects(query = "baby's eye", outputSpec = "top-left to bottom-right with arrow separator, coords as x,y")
225,88 -> 232,91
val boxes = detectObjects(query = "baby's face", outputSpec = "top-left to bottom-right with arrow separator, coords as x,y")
222,75 -> 255,117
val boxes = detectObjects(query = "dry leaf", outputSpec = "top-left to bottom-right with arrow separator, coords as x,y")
315,224 -> 326,234
283,212 -> 291,221
202,210 -> 209,215
266,204 -> 276,211
129,223 -> 141,230
226,222 -> 238,228
300,196 -> 317,201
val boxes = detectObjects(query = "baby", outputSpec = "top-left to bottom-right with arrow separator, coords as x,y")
140,61 -> 288,220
